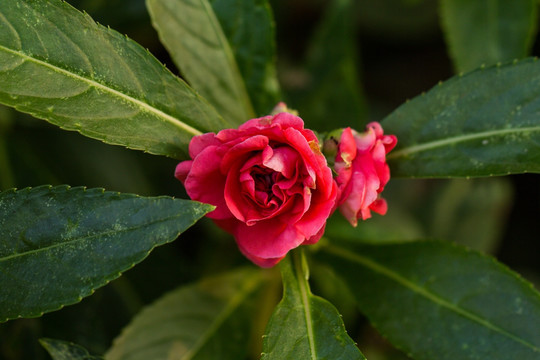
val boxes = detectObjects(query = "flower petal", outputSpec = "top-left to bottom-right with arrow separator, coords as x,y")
183,146 -> 231,220
235,219 -> 305,259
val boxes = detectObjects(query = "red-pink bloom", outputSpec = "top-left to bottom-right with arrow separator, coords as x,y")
175,112 -> 337,267
334,122 -> 397,226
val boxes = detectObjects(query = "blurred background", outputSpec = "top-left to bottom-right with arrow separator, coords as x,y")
0,0 -> 538,359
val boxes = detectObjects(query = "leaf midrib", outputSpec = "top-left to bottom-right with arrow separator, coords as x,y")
387,126 -> 540,159
293,251 -> 317,360
0,43 -> 203,137
326,244 -> 540,353
0,212 -> 186,263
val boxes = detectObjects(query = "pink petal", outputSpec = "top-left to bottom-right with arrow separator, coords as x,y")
295,170 -> 337,237
183,146 -> 231,220
354,127 -> 377,152
302,222 -> 327,245
337,127 -> 357,164
189,132 -> 220,159
175,160 -> 193,183
370,198 -> 388,215
221,135 -> 269,173
263,146 -> 299,178
234,219 -> 305,259
237,247 -> 285,268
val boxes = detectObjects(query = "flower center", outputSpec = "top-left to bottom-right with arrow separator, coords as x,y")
254,170 -> 274,193
251,166 -> 279,206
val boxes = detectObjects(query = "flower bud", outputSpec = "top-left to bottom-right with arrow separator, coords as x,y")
332,123 -> 397,226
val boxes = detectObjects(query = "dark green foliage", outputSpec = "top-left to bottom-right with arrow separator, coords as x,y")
0,0 -> 225,160
317,241 -> 540,360
0,186 -> 212,322
384,59 -> 540,178
261,251 -> 365,360
106,268 -> 268,360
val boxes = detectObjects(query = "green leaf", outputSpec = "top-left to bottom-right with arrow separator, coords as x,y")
383,58 -> 540,178
105,268 -> 268,360
261,250 -> 365,360
296,0 -> 367,131
316,241 -> 540,360
440,0 -> 538,73
0,185 -> 212,322
0,0 -> 226,160
208,0 -> 281,116
40,338 -> 102,360
429,178 -> 512,253
147,0 -> 255,125
309,262 -> 359,332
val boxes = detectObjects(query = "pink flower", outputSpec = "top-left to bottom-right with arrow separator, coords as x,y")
175,112 -> 337,267
334,122 -> 397,226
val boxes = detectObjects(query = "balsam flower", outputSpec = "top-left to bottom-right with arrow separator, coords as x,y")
333,122 -> 397,226
175,111 -> 337,267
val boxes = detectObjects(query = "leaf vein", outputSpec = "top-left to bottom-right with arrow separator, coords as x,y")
293,251 -> 317,360
23,1 -> 98,76
0,43 -> 203,137
0,12 -> 21,49
0,212 -> 186,263
387,126 -> 540,159
326,244 -> 540,353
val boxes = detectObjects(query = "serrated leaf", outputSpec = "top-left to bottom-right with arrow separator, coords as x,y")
316,241 -> 540,360
261,251 -> 365,360
0,185 -> 213,322
0,0 -> 227,160
40,338 -> 102,360
209,0 -> 281,116
440,0 -> 538,73
383,58 -> 540,178
294,0 -> 367,131
105,268 -> 267,360
147,0 -> 255,125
